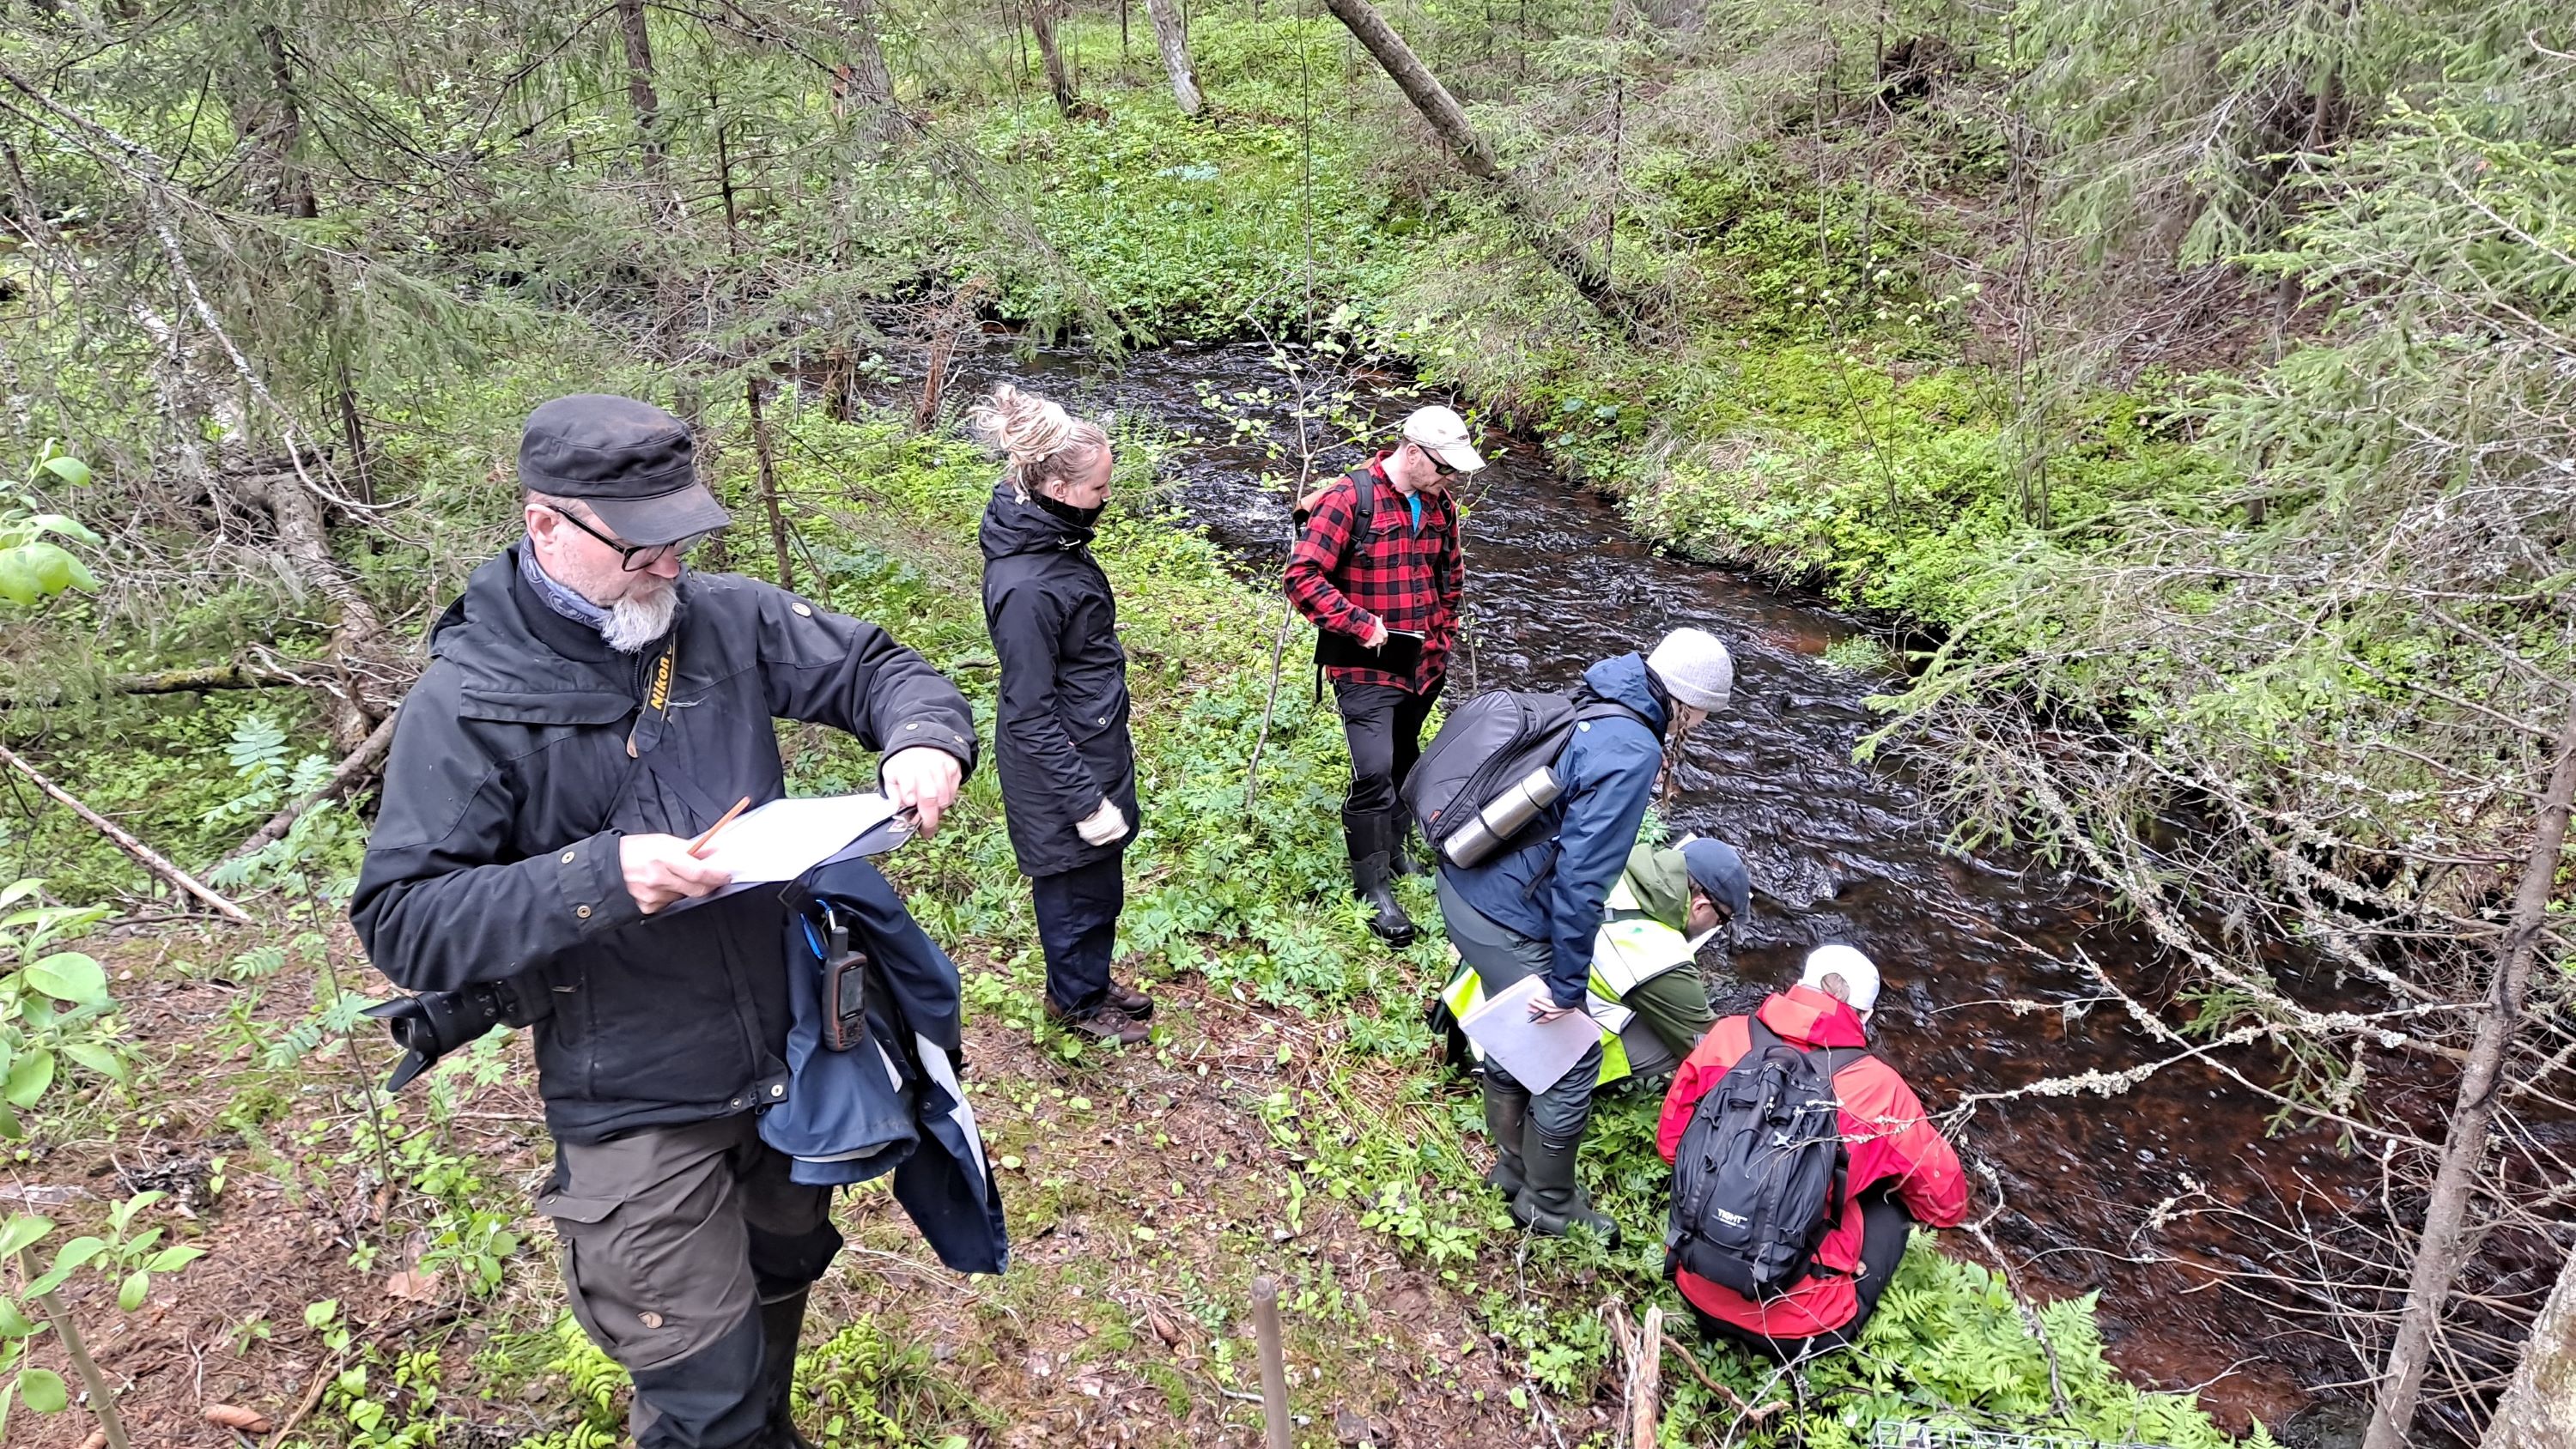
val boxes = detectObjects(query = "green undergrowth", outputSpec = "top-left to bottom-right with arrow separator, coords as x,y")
751,409 -> 2251,1447
0,393 -> 2249,1445
933,16 -> 2245,642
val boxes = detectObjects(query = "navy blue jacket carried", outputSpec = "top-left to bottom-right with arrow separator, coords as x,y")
1438,653 -> 1671,1009
758,856 -> 1008,1276
349,546 -> 977,1145
979,482 -> 1138,878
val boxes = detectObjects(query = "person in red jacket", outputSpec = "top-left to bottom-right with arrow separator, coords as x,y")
1656,945 -> 1968,1358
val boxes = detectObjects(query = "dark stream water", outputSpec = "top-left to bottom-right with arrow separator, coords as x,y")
947,342 -> 2406,1438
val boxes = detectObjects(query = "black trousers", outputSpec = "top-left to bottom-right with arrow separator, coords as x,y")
1691,1195 -> 1917,1362
1334,677 -> 1443,817
1032,852 -> 1127,1014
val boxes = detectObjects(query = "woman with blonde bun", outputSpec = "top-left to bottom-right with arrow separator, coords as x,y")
972,385 -> 1151,1046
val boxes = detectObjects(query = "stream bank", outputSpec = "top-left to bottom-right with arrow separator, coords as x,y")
953,340 -> 2405,1438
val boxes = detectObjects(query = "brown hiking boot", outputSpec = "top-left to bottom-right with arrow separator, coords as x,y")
1102,979 -> 1155,1021
1044,993 -> 1150,1046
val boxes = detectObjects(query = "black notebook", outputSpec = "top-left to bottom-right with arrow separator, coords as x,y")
1316,627 -> 1425,675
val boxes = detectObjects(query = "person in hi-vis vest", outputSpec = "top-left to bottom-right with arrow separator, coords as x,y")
1437,835 -> 1750,1086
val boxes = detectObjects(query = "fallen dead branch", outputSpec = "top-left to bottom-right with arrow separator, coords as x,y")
0,741 -> 252,922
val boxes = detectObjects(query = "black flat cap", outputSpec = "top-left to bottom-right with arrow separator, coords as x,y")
519,394 -> 731,546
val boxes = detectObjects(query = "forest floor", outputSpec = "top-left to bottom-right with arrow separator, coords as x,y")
12,921 -> 1564,1449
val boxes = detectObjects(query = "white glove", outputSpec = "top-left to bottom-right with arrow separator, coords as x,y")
1076,798 -> 1129,847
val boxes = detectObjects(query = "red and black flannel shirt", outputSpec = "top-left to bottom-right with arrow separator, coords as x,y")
1283,456 -> 1461,694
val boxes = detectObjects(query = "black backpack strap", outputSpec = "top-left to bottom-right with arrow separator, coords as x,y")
1311,472 -> 1381,700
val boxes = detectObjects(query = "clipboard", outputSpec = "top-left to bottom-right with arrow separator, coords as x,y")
665,794 -> 915,914
1316,627 -> 1425,675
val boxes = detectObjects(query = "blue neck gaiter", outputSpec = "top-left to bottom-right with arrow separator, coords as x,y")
519,542 -> 612,633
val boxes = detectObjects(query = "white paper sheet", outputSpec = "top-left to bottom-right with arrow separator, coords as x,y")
662,794 -> 911,914
1460,974 -> 1601,1094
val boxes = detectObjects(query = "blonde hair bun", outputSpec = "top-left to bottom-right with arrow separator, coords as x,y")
969,384 -> 1109,502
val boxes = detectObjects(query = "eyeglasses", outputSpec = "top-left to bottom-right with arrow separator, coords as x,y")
544,506 -> 711,572
1412,442 -> 1461,477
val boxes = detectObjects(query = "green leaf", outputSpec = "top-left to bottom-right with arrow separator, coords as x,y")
15,1367 -> 64,1413
0,1298 -> 31,1337
0,1103 -> 22,1143
304,1298 -> 339,1329
2,1052 -> 53,1109
0,549 -> 38,608
22,513 -> 100,547
36,457 -> 90,490
0,1217 -> 49,1259
25,1236 -> 103,1297
24,953 -> 105,1006
143,1245 -> 204,1273
21,544 -> 70,596
58,1043 -> 122,1084
117,1270 -> 146,1312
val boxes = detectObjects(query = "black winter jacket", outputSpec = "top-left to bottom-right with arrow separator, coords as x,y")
349,546 -> 976,1143
978,482 -> 1137,877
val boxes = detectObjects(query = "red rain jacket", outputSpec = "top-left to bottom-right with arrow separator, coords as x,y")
1656,985 -> 1969,1337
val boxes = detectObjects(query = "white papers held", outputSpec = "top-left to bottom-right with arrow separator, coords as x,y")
667,794 -> 908,912
1459,974 -> 1601,1094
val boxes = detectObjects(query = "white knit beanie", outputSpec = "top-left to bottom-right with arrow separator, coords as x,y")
1647,627 -> 1734,712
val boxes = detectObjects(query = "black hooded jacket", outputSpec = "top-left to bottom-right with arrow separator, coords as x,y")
348,545 -> 976,1143
978,481 -> 1137,877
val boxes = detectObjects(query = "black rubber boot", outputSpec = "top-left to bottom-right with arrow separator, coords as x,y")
1511,1134 -> 1621,1246
759,1289 -> 817,1449
1343,808 -> 1419,946
1389,815 -> 1433,877
1482,1076 -> 1530,1197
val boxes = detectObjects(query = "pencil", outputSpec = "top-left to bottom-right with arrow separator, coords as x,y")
687,796 -> 754,858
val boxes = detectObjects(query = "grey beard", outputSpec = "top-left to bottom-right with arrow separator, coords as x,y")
601,586 -> 678,652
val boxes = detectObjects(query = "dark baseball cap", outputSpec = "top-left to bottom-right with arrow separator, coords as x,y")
518,394 -> 730,546
1680,838 -> 1752,920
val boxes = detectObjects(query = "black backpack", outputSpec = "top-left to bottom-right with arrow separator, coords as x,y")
1400,687 -> 1642,866
1667,1019 -> 1870,1300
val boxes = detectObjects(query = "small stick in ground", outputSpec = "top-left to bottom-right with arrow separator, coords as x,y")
1253,1275 -> 1291,1449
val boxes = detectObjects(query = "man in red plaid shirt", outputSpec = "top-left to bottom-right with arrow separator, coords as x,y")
1285,405 -> 1485,945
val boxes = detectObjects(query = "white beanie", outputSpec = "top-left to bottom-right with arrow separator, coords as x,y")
1647,627 -> 1734,712
1801,944 -> 1880,1014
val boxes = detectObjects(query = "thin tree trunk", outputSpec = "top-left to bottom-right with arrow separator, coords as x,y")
745,378 -> 796,593
1144,0 -> 1205,115
836,0 -> 910,144
2485,1236 -> 2576,1449
615,0 -> 668,191
2366,700 -> 2576,1449
1027,0 -> 1078,116
1317,0 -> 1645,334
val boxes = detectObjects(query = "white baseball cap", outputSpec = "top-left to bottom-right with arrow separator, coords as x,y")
1401,405 -> 1486,474
1800,944 -> 1880,1015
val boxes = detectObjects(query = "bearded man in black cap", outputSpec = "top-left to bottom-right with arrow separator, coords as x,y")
350,395 -> 975,1449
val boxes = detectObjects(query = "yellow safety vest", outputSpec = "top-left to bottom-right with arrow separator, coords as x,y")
1437,870 -> 1697,1087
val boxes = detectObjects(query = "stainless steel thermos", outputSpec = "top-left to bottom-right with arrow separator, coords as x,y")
1438,765 -> 1564,867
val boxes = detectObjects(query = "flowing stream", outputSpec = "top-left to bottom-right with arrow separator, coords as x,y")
950,341 -> 2402,1439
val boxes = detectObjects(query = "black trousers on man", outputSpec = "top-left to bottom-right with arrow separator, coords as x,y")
1334,678 -> 1443,815
1032,852 -> 1127,1014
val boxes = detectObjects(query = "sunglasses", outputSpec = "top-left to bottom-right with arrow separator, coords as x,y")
545,506 -> 714,573
1413,442 -> 1461,477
